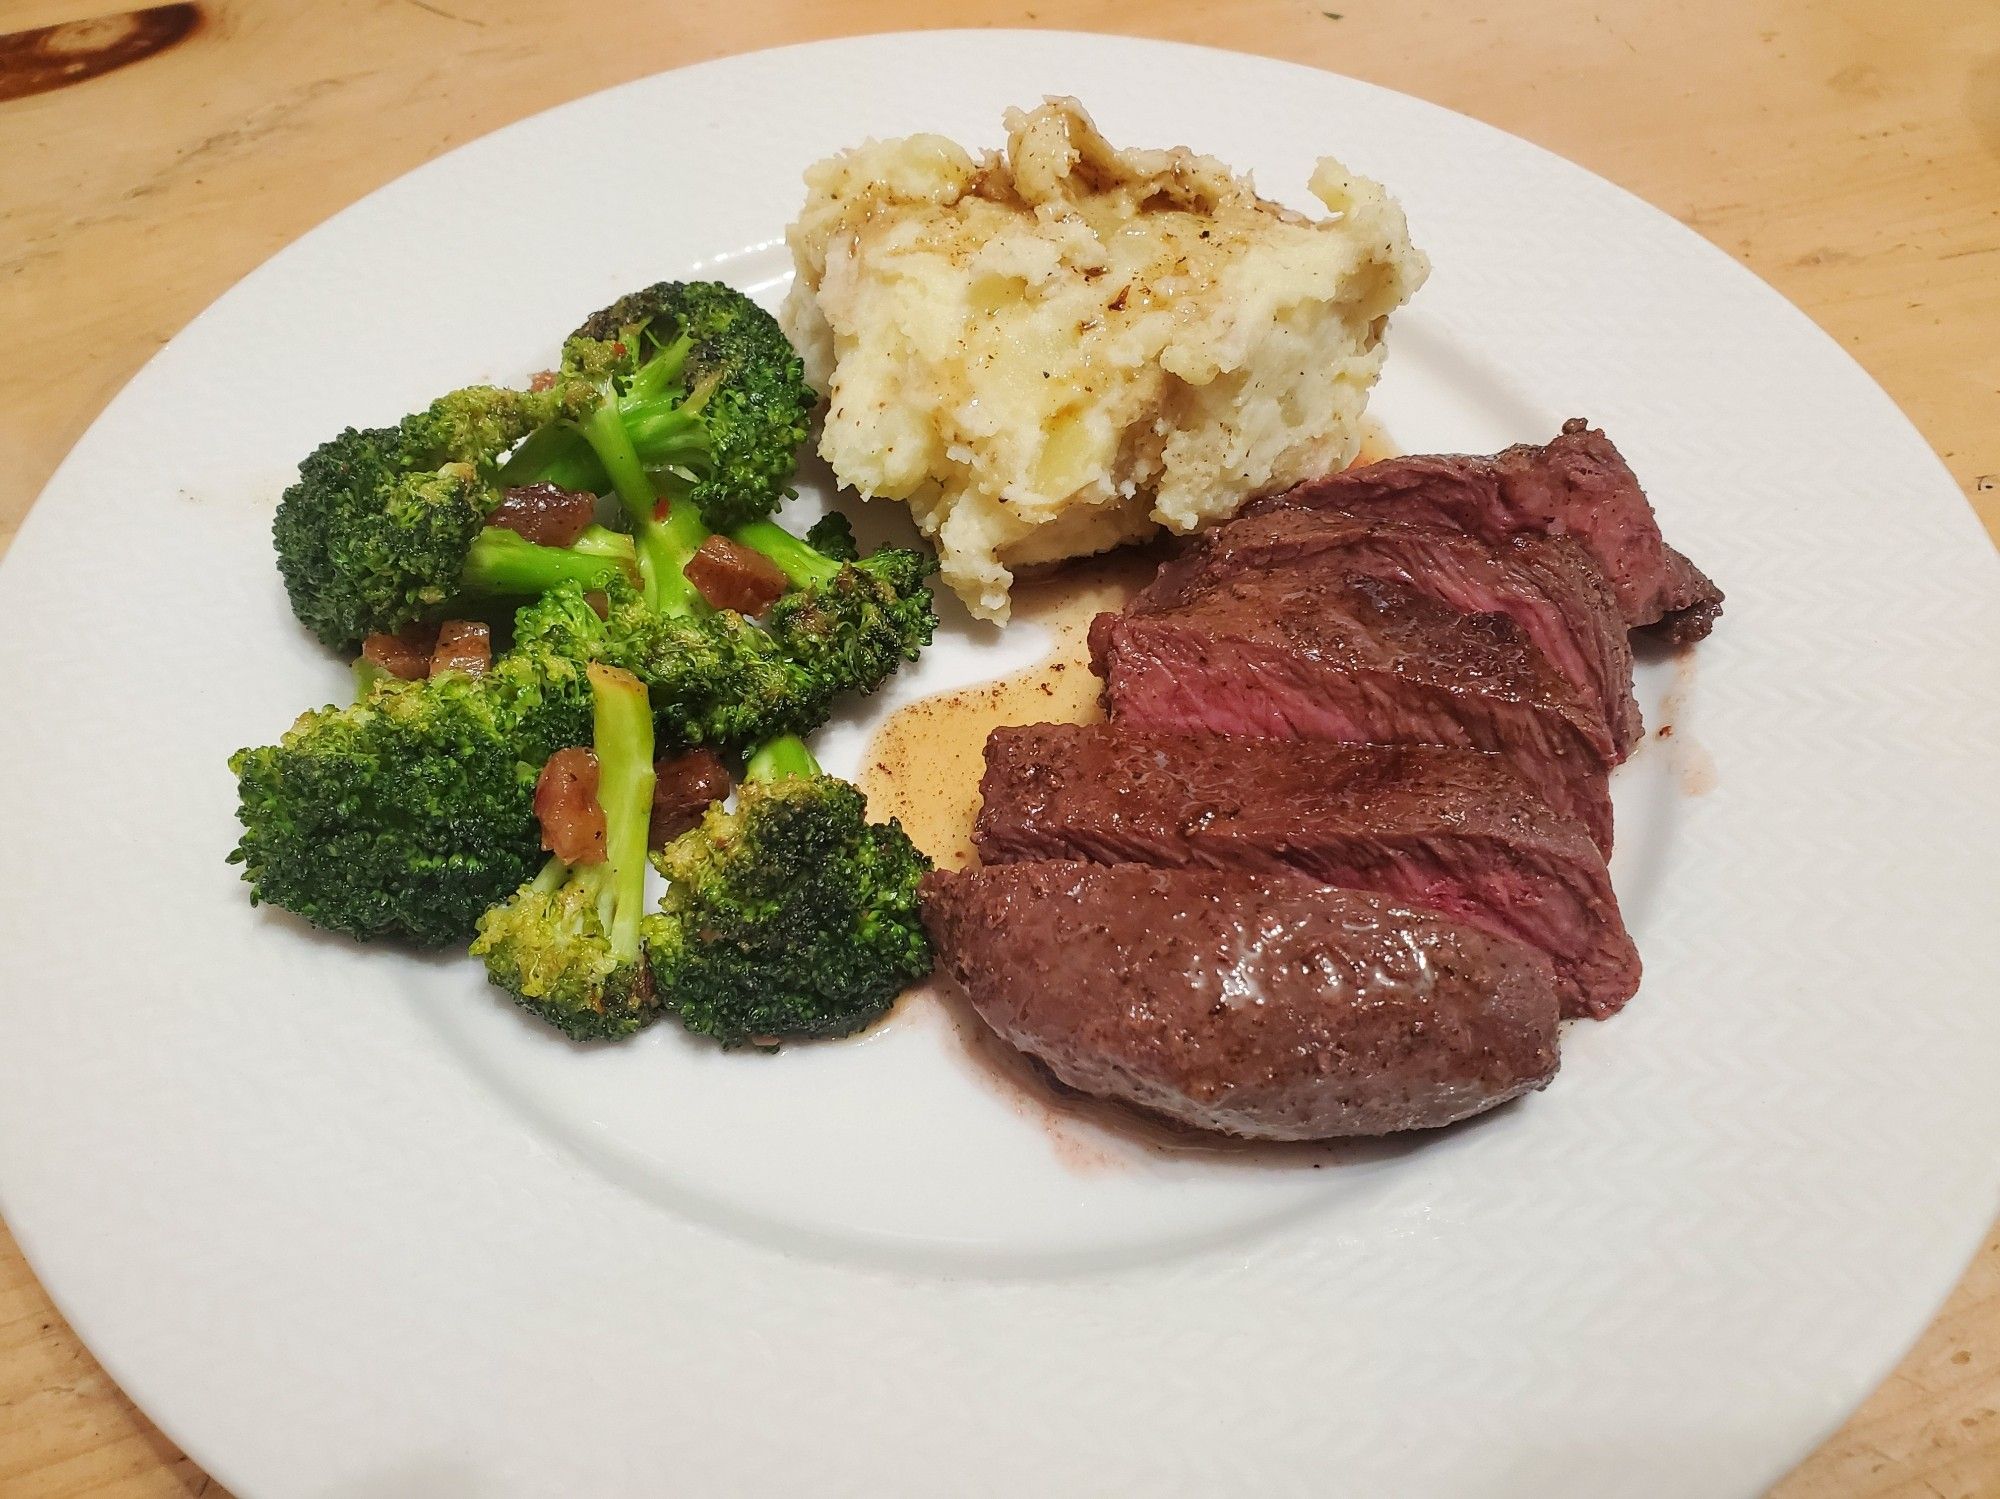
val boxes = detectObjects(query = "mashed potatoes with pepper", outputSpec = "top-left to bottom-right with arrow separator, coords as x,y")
782,98 -> 1428,621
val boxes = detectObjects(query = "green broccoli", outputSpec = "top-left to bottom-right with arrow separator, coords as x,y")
506,281 -> 816,535
510,580 -> 808,752
229,635 -> 595,946
233,552 -> 931,949
455,522 -> 637,601
734,518 -> 938,694
801,512 -> 862,562
498,282 -> 815,615
645,736 -> 932,1047
272,282 -> 810,649
271,381 -> 652,650
470,663 -> 661,1040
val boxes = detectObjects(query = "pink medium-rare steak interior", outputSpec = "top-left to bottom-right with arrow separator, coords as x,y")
1088,568 -> 1616,853
974,724 -> 1640,1018
1143,505 -> 1642,758
1248,418 -> 1723,642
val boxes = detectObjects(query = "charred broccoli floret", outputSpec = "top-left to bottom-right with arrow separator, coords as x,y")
734,518 -> 938,691
228,636 -> 595,946
508,281 -> 815,535
470,664 -> 661,1040
645,737 -> 932,1047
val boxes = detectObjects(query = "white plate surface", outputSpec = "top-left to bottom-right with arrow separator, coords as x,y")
3,30 -> 1998,1499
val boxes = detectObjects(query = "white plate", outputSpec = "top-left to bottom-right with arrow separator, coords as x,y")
2,30 -> 1997,1499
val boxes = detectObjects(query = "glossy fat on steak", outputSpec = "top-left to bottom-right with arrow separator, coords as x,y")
975,724 -> 1640,1018
1248,418 -> 1723,642
922,861 -> 1562,1139
1088,561 -> 1617,853
1150,506 -> 1641,758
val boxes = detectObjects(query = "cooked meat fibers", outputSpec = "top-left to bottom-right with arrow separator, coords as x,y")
976,724 -> 1640,1018
1150,506 -> 1641,758
1089,561 -> 1616,853
1250,419 -> 1722,642
923,861 -> 1562,1140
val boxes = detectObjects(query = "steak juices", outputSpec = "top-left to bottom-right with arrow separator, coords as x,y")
924,423 -> 1721,1140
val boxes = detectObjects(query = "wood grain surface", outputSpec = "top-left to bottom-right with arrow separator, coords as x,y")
2,1 -> 1995,1494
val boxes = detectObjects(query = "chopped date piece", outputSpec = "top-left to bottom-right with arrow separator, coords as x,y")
487,483 -> 597,548
684,535 -> 789,616
430,619 -> 491,678
649,748 -> 734,848
583,590 -> 611,620
535,747 -> 606,865
360,623 -> 438,681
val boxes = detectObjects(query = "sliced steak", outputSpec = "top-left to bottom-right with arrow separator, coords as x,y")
1157,506 -> 1640,757
1089,564 -> 1616,853
1249,418 -> 1723,641
975,724 -> 1639,1018
923,862 -> 1561,1139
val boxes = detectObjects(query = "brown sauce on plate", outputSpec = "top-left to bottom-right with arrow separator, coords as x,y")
860,542 -> 1165,869
863,419 -> 1397,867
1654,647 -> 1719,796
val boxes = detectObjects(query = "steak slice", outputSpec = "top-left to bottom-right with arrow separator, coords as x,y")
1249,418 -> 1723,641
1154,506 -> 1640,758
922,861 -> 1562,1140
975,724 -> 1640,1018
1089,564 -> 1616,853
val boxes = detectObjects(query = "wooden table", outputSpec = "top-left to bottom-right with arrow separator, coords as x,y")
2,1 -> 1995,1493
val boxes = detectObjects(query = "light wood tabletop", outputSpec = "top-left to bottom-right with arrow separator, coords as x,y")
2,1 -> 1996,1494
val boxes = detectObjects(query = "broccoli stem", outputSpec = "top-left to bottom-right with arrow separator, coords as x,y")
353,658 -> 392,702
496,337 -> 708,495
624,331 -> 692,402
526,851 -> 570,897
495,423 -> 596,492
743,735 -> 820,784
496,401 -> 707,494
579,401 -> 655,519
576,403 -> 708,617
730,521 -> 842,589
458,525 -> 636,599
587,663 -> 656,964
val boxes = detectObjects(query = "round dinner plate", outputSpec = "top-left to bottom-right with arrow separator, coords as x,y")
3,30 -> 1997,1499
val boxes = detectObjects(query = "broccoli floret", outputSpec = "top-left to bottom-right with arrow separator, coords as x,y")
501,285 -> 809,506
470,664 -> 661,1040
513,508 -> 935,752
559,281 -> 816,534
733,519 -> 938,690
228,632 -> 595,946
272,383 -> 634,650
803,512 -> 861,562
645,737 -> 932,1047
508,581 -> 803,749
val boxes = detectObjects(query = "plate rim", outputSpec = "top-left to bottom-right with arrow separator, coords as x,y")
3,28 -> 1997,1499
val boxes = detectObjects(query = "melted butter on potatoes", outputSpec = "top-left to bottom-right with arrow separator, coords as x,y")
783,98 -> 1428,621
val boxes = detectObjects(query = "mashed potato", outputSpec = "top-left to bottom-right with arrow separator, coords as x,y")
783,98 -> 1428,621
